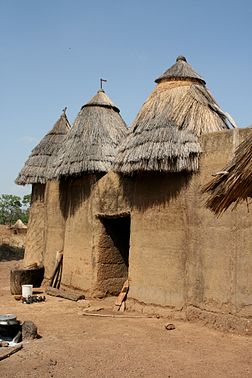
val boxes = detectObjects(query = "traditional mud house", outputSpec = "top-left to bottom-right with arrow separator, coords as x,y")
10,219 -> 27,235
17,58 -> 252,333
46,89 -> 128,292
16,111 -> 71,267
109,57 -> 252,327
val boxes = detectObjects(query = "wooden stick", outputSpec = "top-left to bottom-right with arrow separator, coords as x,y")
113,280 -> 129,312
50,252 -> 63,288
0,344 -> 23,361
81,313 -> 154,319
46,287 -> 85,301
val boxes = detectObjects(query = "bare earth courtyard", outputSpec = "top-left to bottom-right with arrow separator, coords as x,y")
1,259 -> 252,378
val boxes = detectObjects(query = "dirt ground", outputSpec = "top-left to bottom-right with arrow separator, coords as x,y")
1,259 -> 252,377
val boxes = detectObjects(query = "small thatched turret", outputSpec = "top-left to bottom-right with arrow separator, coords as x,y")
203,130 -> 252,215
155,55 -> 206,85
16,111 -> 71,185
52,89 -> 127,178
113,56 -> 236,175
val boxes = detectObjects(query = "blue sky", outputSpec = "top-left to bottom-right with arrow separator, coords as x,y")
1,0 -> 252,197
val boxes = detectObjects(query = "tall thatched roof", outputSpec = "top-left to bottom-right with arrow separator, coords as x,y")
203,130 -> 252,215
114,55 -> 235,174
16,111 -> 71,185
52,90 -> 127,178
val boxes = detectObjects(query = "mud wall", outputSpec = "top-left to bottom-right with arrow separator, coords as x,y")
91,172 -> 131,296
23,183 -> 46,268
23,127 -> 252,324
128,128 -> 252,319
59,175 -> 104,292
43,181 -> 66,280
0,225 -> 26,261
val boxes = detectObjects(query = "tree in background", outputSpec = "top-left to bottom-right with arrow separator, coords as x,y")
0,194 -> 31,225
21,194 -> 31,224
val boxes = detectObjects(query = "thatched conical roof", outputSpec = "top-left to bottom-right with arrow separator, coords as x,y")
155,55 -> 206,85
11,219 -> 27,229
146,56 -> 235,137
203,130 -> 252,215
85,89 -> 119,112
52,89 -> 127,178
114,55 -> 235,174
16,112 -> 71,185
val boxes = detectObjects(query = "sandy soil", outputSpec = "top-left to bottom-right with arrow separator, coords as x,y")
0,259 -> 252,378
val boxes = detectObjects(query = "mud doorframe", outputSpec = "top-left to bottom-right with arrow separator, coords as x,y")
96,212 -> 131,297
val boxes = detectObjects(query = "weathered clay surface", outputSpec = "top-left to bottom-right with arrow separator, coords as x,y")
23,128 -> 252,326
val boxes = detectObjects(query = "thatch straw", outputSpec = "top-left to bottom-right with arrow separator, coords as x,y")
203,130 -> 252,215
16,112 -> 71,185
113,115 -> 201,173
155,55 -> 206,85
11,219 -> 27,229
52,90 -> 127,178
114,56 -> 234,174
132,79 -> 232,138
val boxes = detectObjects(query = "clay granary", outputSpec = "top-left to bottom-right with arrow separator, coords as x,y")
17,57 -> 252,333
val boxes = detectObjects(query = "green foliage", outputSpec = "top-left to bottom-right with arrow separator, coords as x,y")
0,194 -> 31,225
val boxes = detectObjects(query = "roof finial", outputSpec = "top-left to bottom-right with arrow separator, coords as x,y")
176,55 -> 187,62
62,106 -> 67,115
100,78 -> 107,92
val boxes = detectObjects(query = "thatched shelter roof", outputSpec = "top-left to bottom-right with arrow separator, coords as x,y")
11,219 -> 27,229
114,56 -> 235,174
203,130 -> 252,215
113,115 -> 201,174
52,90 -> 127,178
16,112 -> 71,185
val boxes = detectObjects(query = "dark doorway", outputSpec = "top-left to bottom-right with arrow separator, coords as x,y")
97,215 -> 130,296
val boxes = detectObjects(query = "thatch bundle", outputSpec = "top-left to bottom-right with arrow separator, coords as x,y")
155,55 -> 206,85
52,90 -> 127,178
114,56 -> 234,174
203,130 -> 252,215
113,115 -> 201,173
16,112 -> 71,185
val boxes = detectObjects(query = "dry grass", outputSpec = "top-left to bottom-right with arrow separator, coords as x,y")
203,129 -> 252,215
52,90 -> 127,178
155,55 -> 206,85
113,79 -> 230,174
16,112 -> 71,185
132,80 -> 230,137
113,115 -> 201,173
114,56 -> 237,175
